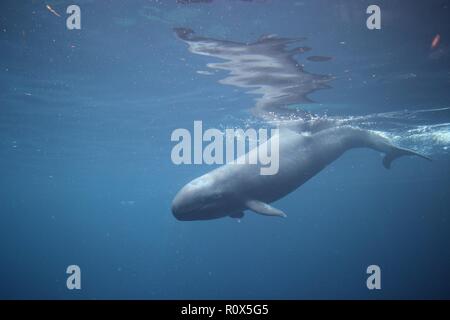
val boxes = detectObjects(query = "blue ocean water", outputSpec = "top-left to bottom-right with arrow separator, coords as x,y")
0,0 -> 449,299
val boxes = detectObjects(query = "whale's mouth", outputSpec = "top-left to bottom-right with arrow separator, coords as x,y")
172,210 -> 195,221
172,209 -> 219,221
171,198 -> 221,221
171,199 -> 196,220
171,196 -> 204,219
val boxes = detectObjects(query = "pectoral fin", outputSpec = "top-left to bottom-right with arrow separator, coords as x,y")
245,200 -> 287,218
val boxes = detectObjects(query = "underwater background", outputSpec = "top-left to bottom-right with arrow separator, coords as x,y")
1,0 -> 450,299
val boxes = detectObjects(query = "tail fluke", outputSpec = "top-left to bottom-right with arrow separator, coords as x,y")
313,126 -> 432,169
382,146 -> 432,169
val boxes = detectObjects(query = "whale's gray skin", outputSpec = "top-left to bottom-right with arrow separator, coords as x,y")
171,126 -> 430,221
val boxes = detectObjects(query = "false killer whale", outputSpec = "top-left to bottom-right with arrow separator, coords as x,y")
171,126 -> 430,221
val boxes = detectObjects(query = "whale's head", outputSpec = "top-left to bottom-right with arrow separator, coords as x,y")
171,174 -> 230,221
